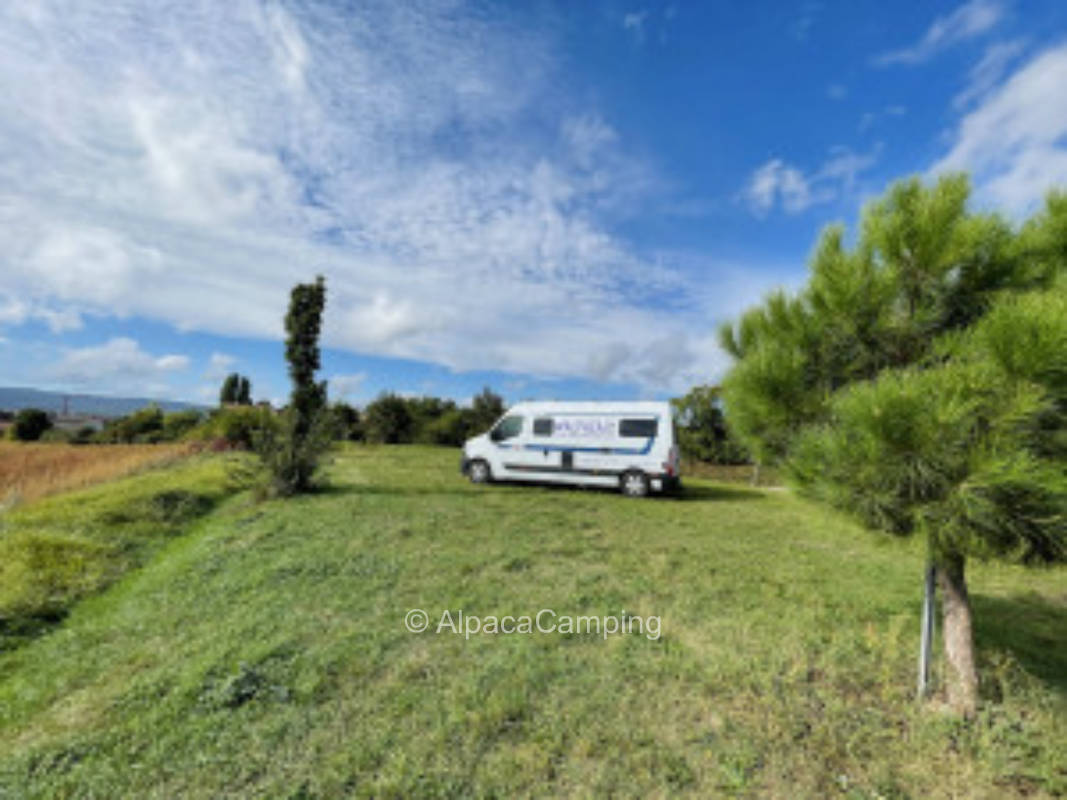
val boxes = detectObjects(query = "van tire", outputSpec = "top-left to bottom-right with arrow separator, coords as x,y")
469,459 -> 492,484
620,470 -> 650,498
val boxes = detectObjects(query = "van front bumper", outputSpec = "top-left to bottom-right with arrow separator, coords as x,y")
460,455 -> 470,475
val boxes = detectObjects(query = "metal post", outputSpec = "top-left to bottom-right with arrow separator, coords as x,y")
917,563 -> 935,700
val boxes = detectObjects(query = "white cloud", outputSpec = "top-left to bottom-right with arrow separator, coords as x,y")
826,83 -> 847,100
932,43 -> 1067,214
875,0 -> 1003,66
0,1 -> 770,393
953,39 -> 1026,110
744,160 -> 816,215
51,337 -> 190,393
742,146 -> 879,216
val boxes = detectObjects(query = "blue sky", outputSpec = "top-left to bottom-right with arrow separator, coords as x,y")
1,0 -> 1066,408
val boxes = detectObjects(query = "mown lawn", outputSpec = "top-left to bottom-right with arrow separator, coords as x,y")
0,445 -> 1064,798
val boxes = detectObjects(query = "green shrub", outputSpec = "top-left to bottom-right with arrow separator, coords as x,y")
363,393 -> 415,444
97,406 -> 164,444
422,407 -> 475,446
163,410 -> 204,440
192,406 -> 279,449
245,407 -> 335,498
69,425 -> 98,445
331,402 -> 364,442
12,408 -> 53,441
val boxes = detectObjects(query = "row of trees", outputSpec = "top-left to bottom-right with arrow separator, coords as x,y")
8,381 -> 747,462
337,388 -> 505,446
718,175 -> 1067,715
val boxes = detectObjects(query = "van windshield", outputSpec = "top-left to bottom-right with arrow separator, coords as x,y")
491,415 -> 524,441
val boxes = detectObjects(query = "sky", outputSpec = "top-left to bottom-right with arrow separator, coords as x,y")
1,0 -> 1066,409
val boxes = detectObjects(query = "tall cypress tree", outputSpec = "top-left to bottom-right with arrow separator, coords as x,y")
254,275 -> 332,495
285,276 -> 327,438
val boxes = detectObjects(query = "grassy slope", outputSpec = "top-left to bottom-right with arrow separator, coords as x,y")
0,446 -> 1063,798
0,455 -> 232,648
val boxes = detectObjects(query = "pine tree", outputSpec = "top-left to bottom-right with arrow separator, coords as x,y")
719,177 -> 1066,715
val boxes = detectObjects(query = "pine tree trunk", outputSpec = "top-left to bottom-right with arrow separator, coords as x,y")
937,551 -> 978,716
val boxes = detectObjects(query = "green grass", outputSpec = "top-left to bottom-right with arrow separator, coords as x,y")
0,455 -> 234,649
0,445 -> 1064,798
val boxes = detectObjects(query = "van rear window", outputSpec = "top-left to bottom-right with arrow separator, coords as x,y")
619,418 -> 657,438
532,418 -> 554,436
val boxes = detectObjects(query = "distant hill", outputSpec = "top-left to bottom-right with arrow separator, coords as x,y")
0,386 -> 207,418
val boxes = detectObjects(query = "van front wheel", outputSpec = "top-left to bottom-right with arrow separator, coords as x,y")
620,470 -> 650,498
469,459 -> 492,484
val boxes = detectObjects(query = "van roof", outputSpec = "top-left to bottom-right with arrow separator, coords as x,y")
507,401 -> 670,414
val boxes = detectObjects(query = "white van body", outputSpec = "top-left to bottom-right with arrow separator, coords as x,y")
460,401 -> 680,497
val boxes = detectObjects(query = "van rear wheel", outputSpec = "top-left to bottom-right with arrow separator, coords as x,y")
620,470 -> 650,498
469,459 -> 492,484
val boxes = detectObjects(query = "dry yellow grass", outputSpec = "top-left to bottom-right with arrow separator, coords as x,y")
0,442 -> 193,507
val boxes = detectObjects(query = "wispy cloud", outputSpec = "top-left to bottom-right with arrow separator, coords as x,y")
953,39 -> 1026,109
0,1 -> 752,392
874,0 -> 1004,66
622,10 -> 649,44
933,43 -> 1067,214
826,83 -> 847,100
742,146 -> 880,216
789,2 -> 822,43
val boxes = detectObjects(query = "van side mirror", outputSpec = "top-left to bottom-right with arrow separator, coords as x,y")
489,427 -> 502,442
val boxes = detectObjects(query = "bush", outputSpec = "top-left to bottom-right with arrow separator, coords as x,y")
12,408 -> 52,442
163,410 -> 204,440
332,403 -> 364,442
422,408 -> 475,446
97,406 -> 164,444
246,407 -> 336,497
193,406 -> 278,450
70,426 -> 98,445
671,385 -> 749,464
363,393 -> 415,444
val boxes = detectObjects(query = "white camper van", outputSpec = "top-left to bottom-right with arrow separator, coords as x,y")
460,401 -> 680,497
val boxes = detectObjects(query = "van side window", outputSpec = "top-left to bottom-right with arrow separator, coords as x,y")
619,418 -> 657,437
491,415 -> 524,442
532,417 -> 553,437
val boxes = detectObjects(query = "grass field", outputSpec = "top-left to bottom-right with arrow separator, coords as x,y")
0,445 -> 1064,798
0,442 -> 192,506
